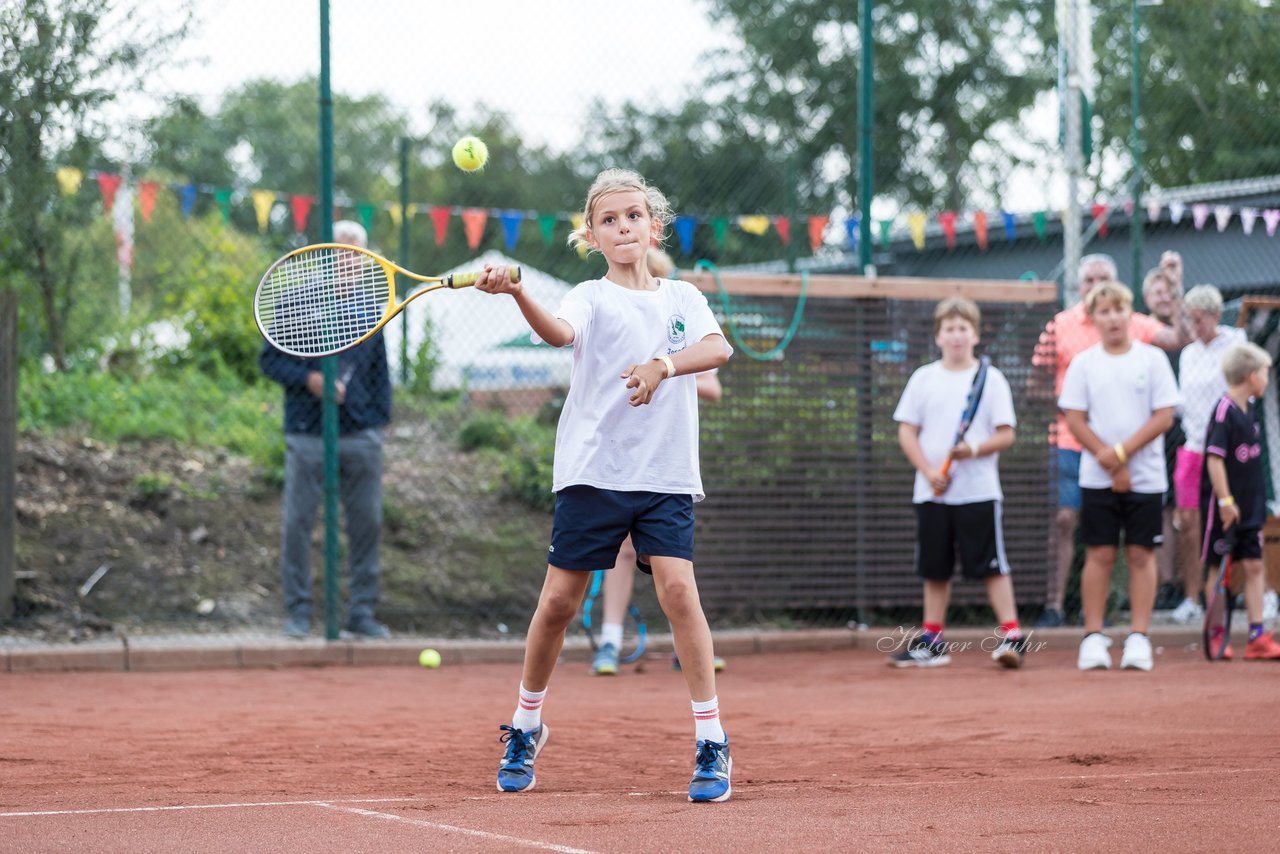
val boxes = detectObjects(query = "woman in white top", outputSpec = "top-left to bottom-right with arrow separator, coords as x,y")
1170,285 -> 1245,623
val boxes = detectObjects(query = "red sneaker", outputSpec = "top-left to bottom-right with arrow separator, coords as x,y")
1245,631 -> 1280,660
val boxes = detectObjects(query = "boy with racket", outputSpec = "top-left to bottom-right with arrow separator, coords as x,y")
891,297 -> 1027,668
1199,342 -> 1280,660
1059,282 -> 1179,671
474,169 -> 734,802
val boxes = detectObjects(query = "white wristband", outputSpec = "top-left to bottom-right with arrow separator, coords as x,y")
968,440 -> 981,458
657,355 -> 676,378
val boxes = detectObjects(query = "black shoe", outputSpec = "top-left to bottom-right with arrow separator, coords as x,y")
1154,582 -> 1183,610
1034,607 -> 1064,628
342,617 -> 391,639
887,637 -> 951,668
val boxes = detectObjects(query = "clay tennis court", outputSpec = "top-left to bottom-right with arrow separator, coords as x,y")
2,642 -> 1276,852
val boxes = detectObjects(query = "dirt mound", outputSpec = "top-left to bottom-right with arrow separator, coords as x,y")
5,416 -> 551,642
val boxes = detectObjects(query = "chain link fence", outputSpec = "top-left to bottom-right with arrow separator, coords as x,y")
4,0 -> 1280,642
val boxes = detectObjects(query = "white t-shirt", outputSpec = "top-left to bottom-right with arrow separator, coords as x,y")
893,360 -> 1017,505
1058,341 -> 1181,492
1179,326 -> 1246,453
547,277 -> 730,501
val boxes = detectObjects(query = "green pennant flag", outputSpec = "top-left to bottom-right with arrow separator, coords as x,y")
357,203 -> 375,233
879,219 -> 892,248
214,188 -> 232,223
712,217 -> 728,249
1033,211 -> 1047,240
538,213 -> 558,246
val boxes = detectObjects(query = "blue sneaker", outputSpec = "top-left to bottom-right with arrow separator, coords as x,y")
497,724 -> 549,792
591,643 -> 619,675
688,736 -> 732,802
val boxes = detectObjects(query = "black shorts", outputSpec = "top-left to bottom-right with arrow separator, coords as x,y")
914,500 -> 1010,582
1079,488 -> 1164,548
1202,524 -> 1263,565
548,485 -> 695,571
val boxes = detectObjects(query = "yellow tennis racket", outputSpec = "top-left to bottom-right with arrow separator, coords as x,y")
254,243 -> 520,358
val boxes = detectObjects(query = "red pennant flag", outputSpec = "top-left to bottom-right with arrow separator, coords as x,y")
96,173 -> 122,213
290,194 -> 314,233
939,211 -> 957,250
772,216 -> 791,246
1091,202 -> 1108,237
807,215 -> 829,252
973,211 -> 988,252
462,208 -> 488,249
430,205 -> 451,247
138,180 -> 160,223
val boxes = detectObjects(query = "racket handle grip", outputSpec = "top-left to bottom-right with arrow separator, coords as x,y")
932,456 -> 953,497
448,266 -> 522,289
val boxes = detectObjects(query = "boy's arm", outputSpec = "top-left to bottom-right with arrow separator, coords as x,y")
898,422 -> 948,493
475,264 -> 575,347
1205,454 -> 1241,529
1063,409 -> 1115,469
949,425 -> 1014,460
1120,407 -> 1176,457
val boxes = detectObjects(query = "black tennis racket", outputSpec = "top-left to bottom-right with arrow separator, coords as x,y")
1203,532 -> 1237,661
934,355 -> 991,496
581,570 -> 647,665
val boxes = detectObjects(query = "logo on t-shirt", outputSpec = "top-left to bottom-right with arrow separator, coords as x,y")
667,315 -> 687,346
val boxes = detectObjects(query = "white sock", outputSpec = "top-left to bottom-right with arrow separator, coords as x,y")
691,696 -> 726,743
600,622 -> 624,649
512,683 -> 546,732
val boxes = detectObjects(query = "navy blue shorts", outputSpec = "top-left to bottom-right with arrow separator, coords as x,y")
548,485 -> 695,572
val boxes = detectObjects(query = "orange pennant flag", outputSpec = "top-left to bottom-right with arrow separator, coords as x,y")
807,215 -> 829,252
974,211 -> 989,251
462,208 -> 488,250
138,180 -> 160,222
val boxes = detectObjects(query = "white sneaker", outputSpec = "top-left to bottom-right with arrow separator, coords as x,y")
1170,598 -> 1204,624
1121,633 -> 1154,671
1078,632 -> 1113,670
1263,590 -> 1279,626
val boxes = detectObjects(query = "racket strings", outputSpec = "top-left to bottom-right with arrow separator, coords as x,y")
257,249 -> 391,356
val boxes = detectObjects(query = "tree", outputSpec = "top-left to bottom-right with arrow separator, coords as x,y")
0,0 -> 190,370
701,0 -> 1056,211
1092,1 -> 1280,192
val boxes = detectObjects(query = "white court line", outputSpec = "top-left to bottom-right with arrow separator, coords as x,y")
0,797 -> 414,819
316,803 -> 601,854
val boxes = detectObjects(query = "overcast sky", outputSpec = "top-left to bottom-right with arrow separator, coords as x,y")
157,0 -> 735,149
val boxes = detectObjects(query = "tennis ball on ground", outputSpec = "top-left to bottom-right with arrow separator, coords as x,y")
451,136 -> 488,172
418,648 -> 442,669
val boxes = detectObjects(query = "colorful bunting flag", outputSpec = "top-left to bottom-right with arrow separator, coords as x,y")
357,203 -> 376,233
388,203 -> 403,228
430,205 -> 451,247
56,167 -> 83,196
712,217 -> 728,249
462,208 -> 488,250
773,216 -> 791,246
214,188 -> 233,223
538,213 -> 557,246
1264,209 -> 1280,238
177,184 -> 198,219
907,212 -> 926,250
1241,207 -> 1258,236
1191,203 -> 1210,231
137,181 -> 160,223
251,190 -> 275,232
571,214 -> 588,258
1033,211 -> 1047,240
1213,205 -> 1231,232
844,216 -> 860,253
290,194 -> 313,233
807,215 -> 829,252
737,215 -> 770,236
879,219 -> 893,249
1090,202 -> 1108,237
674,216 -> 697,255
1169,201 -> 1186,224
97,173 -> 122,213
1145,199 -> 1162,223
939,211 -> 957,249
499,210 -> 523,251
974,211 -> 988,252
1001,210 -> 1016,241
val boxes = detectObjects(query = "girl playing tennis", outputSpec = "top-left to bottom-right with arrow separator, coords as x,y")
474,168 -> 734,802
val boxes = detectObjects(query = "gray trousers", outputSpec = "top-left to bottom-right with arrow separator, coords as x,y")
281,429 -> 384,624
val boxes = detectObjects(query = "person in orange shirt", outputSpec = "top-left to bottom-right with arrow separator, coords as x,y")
1032,253 -> 1192,627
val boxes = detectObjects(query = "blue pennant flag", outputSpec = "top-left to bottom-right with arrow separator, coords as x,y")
499,210 -> 523,252
178,184 -> 198,220
675,216 -> 697,255
845,216 -> 860,252
1001,210 -> 1017,241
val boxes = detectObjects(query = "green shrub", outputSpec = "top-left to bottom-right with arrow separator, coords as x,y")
458,412 -> 516,452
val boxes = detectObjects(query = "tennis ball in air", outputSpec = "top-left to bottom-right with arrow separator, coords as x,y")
452,136 -> 488,172
418,648 -> 442,669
